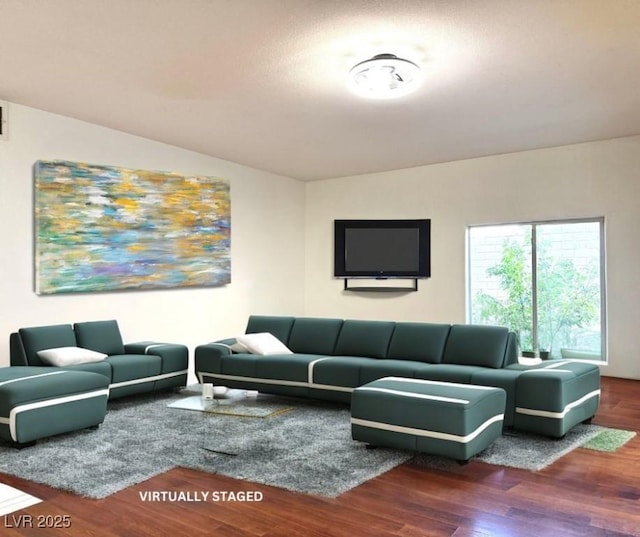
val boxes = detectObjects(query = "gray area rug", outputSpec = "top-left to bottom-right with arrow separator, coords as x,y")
412,424 -> 602,472
0,391 -> 410,499
0,391 -> 608,499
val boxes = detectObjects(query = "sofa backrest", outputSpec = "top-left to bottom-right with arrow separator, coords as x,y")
74,320 -> 125,355
504,332 -> 519,366
245,315 -> 296,345
442,324 -> 510,369
17,324 -> 77,366
9,332 -> 28,366
239,315 -> 517,368
386,322 -> 451,363
333,320 -> 396,358
287,317 -> 344,355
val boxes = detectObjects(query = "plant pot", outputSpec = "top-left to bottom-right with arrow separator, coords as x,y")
521,350 -> 551,360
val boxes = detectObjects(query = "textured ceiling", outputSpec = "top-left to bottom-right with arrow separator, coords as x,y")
2,0 -> 640,180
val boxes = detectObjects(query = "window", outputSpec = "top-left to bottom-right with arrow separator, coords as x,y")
467,219 -> 606,361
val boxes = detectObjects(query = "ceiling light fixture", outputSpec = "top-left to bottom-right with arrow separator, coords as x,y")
348,53 -> 422,100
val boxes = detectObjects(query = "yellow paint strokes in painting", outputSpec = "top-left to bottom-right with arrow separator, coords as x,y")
54,217 -> 84,235
114,197 -> 139,210
119,171 -> 148,195
35,159 -> 230,294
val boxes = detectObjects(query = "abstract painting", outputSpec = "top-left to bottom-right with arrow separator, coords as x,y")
34,160 -> 230,294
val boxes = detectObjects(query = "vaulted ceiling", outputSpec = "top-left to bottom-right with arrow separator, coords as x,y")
2,0 -> 640,180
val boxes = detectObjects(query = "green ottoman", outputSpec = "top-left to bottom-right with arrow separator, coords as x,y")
0,367 -> 109,447
351,377 -> 506,461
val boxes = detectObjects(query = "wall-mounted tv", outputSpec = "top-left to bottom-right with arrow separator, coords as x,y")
334,219 -> 431,278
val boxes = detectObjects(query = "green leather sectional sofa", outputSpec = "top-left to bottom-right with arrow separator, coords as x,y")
9,319 -> 188,398
195,315 -> 601,438
1,319 -> 188,446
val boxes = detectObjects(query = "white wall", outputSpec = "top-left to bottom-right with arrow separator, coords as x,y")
0,103 -> 306,374
3,103 -> 638,380
304,136 -> 640,380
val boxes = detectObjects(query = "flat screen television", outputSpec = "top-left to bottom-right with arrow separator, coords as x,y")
334,219 -> 431,278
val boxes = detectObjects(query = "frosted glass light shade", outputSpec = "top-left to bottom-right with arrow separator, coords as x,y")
348,53 -> 422,99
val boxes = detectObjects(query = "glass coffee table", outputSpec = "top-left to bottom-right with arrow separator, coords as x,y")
168,386 -> 294,454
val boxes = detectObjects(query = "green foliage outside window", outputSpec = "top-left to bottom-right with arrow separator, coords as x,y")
475,236 -> 599,356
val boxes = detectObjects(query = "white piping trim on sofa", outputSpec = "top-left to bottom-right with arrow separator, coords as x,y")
109,369 -> 188,389
0,370 -> 67,388
308,357 -> 334,384
519,361 -> 574,374
519,369 -> 573,375
198,372 -> 308,388
0,388 -> 110,442
197,373 -> 506,396
515,389 -> 601,419
309,383 -> 353,393
210,343 -> 233,351
355,386 -> 469,404
144,344 -> 169,354
351,413 -> 504,444
198,371 -> 355,393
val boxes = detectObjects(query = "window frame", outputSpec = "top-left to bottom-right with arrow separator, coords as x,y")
466,217 -> 607,363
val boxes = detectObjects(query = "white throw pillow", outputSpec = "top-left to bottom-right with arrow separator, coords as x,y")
37,346 -> 108,366
229,340 -> 250,353
235,333 -> 293,356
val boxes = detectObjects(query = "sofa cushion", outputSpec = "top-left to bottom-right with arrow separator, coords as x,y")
220,354 -> 261,378
74,320 -> 125,356
333,320 -> 396,358
387,322 -> 450,363
254,354 -> 325,383
236,333 -> 293,355
442,324 -> 509,369
0,366 -> 109,406
61,360 -> 113,380
311,356 -> 369,388
37,346 -> 108,367
287,317 -> 344,355
105,354 -> 162,383
18,324 -> 77,366
358,359 -> 424,385
245,316 -> 295,345
414,363 -> 488,384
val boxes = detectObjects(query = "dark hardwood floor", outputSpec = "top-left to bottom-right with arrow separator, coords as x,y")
2,376 -> 639,536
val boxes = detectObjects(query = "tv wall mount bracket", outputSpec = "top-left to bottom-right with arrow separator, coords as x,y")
342,278 -> 419,292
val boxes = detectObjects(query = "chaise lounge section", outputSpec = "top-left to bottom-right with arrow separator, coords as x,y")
195,315 -> 601,438
0,366 -> 109,448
